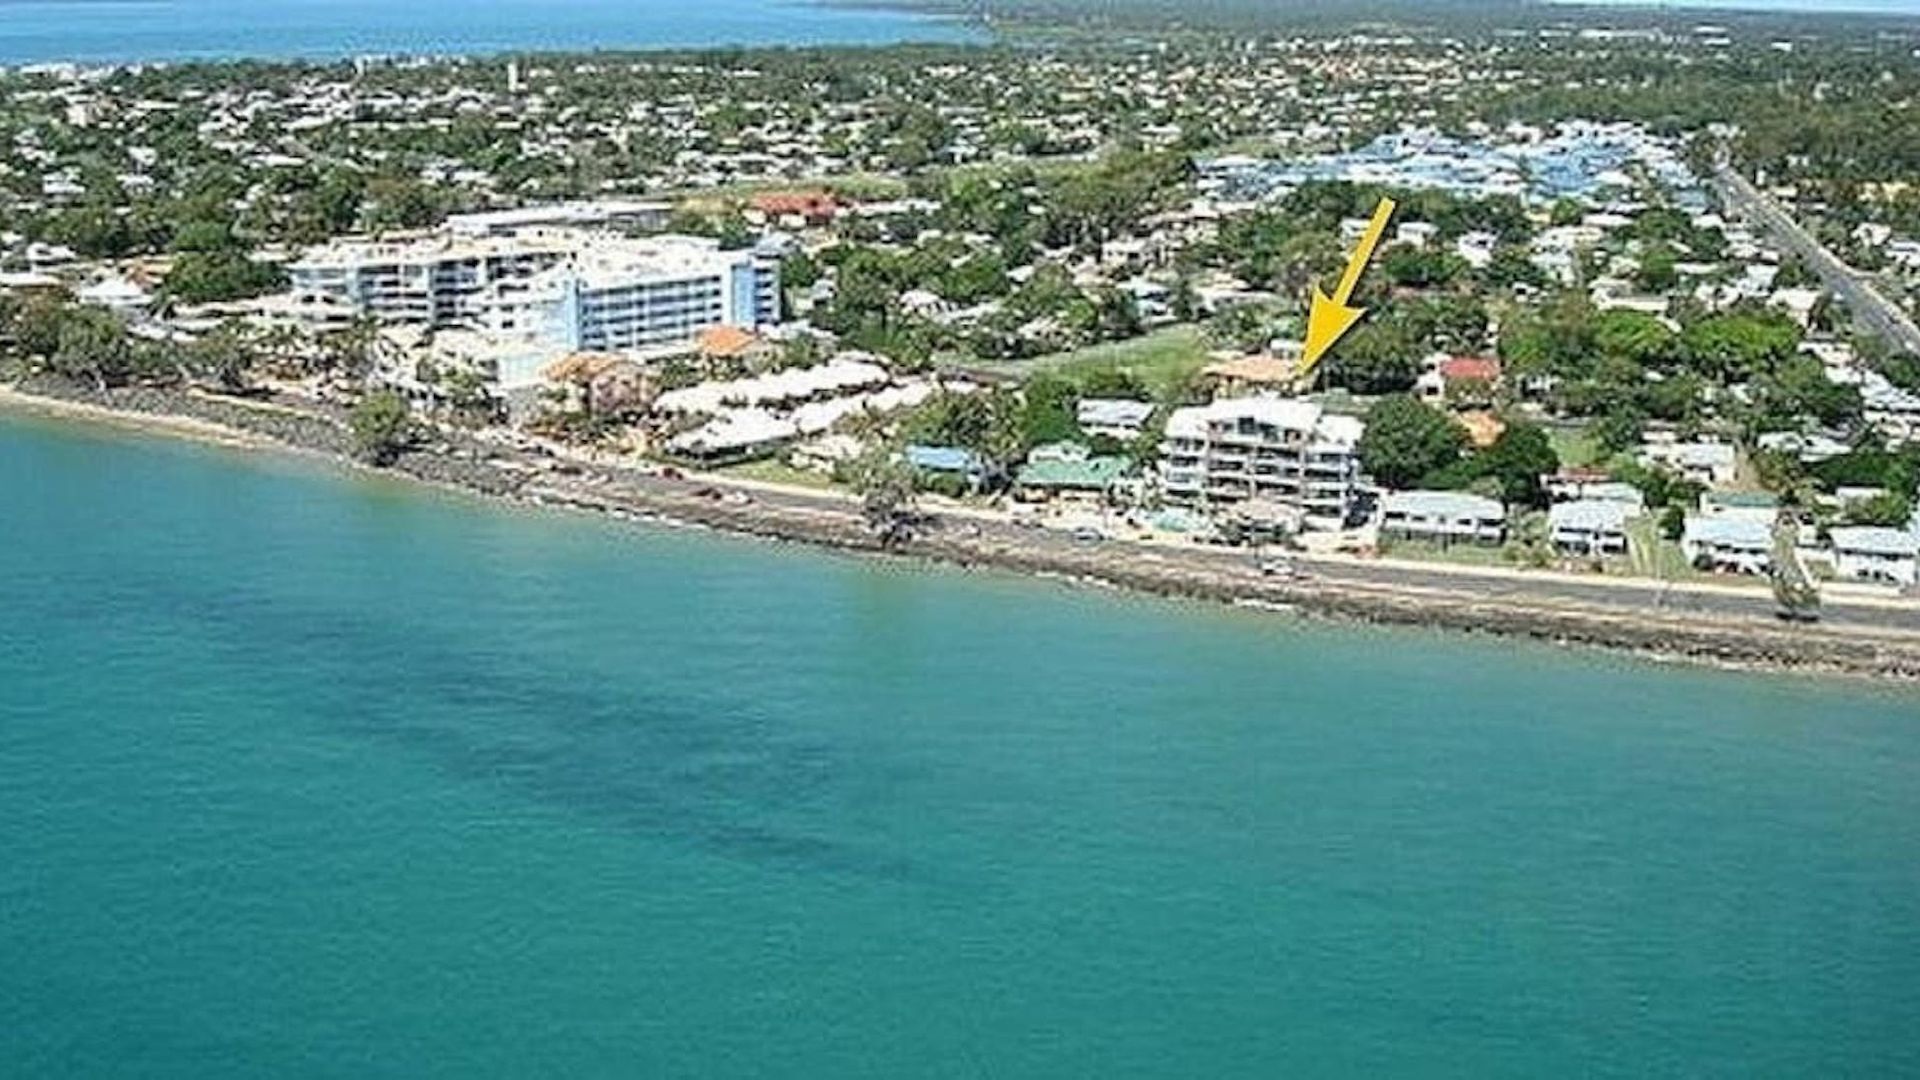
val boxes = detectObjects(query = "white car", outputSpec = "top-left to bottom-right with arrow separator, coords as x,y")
1259,558 -> 1300,580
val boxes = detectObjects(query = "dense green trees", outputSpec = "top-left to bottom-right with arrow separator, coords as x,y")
1358,395 -> 1563,506
1325,319 -> 1420,394
1464,423 -> 1560,508
901,388 -> 1021,469
845,447 -> 920,546
1496,293 -> 1840,438
1358,395 -> 1467,490
48,306 -> 137,388
349,390 -> 414,466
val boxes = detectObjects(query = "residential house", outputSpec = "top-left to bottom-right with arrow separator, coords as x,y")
1379,490 -> 1507,545
1544,468 -> 1646,509
1014,442 -> 1134,502
1641,439 -> 1738,487
1828,527 -> 1919,587
1201,353 -> 1301,396
748,191 -> 839,229
905,444 -> 988,488
1076,398 -> 1156,441
1418,355 -> 1501,405
1682,515 -> 1773,574
1548,499 -> 1632,555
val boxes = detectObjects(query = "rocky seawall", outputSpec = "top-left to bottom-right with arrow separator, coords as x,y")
10,376 -> 1920,682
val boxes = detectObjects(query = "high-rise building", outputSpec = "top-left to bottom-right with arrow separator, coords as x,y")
287,229 -> 780,362
1159,397 -> 1365,528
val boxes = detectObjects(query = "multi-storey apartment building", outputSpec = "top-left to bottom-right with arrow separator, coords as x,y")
287,230 -> 780,364
1159,397 -> 1366,528
488,238 -> 780,354
287,231 -> 572,326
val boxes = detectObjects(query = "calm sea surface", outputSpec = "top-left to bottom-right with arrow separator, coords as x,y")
3,414 -> 1919,1077
0,0 -> 975,65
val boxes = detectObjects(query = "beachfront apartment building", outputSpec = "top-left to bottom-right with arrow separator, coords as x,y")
287,229 -> 780,354
1159,397 -> 1365,529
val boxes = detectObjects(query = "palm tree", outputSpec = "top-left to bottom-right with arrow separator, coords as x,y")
849,448 -> 919,547
322,317 -> 380,382
1769,511 -> 1821,622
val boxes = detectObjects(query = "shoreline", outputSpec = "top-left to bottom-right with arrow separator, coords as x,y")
8,377 -> 1920,683
0,1 -> 987,71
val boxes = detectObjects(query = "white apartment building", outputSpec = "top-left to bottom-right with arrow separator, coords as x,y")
287,229 -> 781,358
288,230 -> 570,325
1159,397 -> 1365,528
444,199 -> 673,238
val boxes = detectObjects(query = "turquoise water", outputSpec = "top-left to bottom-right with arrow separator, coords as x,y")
3,414 -> 1919,1077
0,0 -> 974,65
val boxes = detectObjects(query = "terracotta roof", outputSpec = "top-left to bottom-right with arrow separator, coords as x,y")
1456,410 -> 1507,449
695,324 -> 760,357
750,191 -> 838,217
1201,354 -> 1299,385
540,351 -> 626,382
1439,356 -> 1502,383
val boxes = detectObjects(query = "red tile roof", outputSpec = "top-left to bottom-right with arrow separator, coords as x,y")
1439,356 -> 1502,383
751,191 -> 838,219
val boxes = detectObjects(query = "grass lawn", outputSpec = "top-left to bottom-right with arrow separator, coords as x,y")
1379,536 -> 1515,567
1626,515 -> 1699,581
1548,424 -> 1604,470
1017,324 -> 1214,396
671,171 -> 909,207
713,457 -> 839,491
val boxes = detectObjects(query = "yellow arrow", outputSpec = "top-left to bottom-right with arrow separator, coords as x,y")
1300,195 -> 1396,375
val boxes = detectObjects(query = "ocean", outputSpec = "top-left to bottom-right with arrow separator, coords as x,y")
3,413 -> 1918,1076
0,0 -> 976,66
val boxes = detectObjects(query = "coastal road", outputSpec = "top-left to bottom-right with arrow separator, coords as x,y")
574,457 -> 1920,639
1713,164 -> 1920,357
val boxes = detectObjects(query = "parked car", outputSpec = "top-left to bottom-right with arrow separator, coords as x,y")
1259,558 -> 1303,580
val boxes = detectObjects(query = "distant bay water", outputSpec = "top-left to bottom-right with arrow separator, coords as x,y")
3,413 -> 1919,1077
0,0 -> 977,66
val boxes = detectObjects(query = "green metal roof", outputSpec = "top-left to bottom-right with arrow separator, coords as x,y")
1014,454 -> 1133,491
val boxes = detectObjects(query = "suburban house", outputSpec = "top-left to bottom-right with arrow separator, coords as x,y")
1379,490 -> 1507,546
1076,398 -> 1156,441
1547,498 -> 1633,555
1544,468 -> 1646,509
905,444 -> 988,488
1013,442 -> 1135,502
1682,515 -> 1774,574
695,324 -> 778,369
1418,355 -> 1502,405
1641,439 -> 1738,487
1827,526 -> 1920,587
748,190 -> 840,228
1699,490 -> 1779,520
1200,354 -> 1302,396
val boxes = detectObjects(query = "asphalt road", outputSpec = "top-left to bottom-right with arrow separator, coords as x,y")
590,460 -> 1920,638
1713,164 -> 1920,357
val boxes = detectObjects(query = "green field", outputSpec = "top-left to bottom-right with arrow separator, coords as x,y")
670,171 -> 909,206
1547,424 -> 1604,469
1626,515 -> 1699,581
1378,536 -> 1515,567
1006,324 -> 1214,396
713,457 -> 839,490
